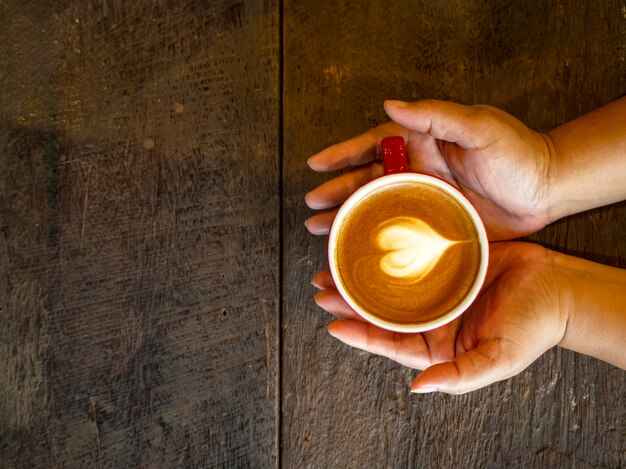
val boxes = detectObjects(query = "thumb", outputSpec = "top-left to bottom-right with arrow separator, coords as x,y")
410,339 -> 516,395
384,99 -> 488,149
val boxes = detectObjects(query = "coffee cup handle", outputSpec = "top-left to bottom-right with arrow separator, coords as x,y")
381,136 -> 410,175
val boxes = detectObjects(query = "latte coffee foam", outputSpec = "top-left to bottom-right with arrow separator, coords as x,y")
333,180 -> 481,325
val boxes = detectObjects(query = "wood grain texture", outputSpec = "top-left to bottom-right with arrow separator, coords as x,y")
0,1 -> 279,467
283,1 -> 626,467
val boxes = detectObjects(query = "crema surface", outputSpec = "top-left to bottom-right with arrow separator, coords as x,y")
334,181 -> 481,324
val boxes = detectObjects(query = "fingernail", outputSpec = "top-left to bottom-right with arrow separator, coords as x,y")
385,100 -> 409,109
304,219 -> 310,229
307,156 -> 319,168
304,192 -> 315,208
313,293 -> 322,306
411,385 -> 438,394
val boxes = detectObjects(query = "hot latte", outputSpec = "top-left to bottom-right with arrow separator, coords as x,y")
332,179 -> 482,325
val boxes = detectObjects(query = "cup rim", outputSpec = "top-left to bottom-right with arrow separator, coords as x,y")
327,172 -> 489,333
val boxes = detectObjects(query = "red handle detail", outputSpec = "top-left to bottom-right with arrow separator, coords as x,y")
381,136 -> 409,175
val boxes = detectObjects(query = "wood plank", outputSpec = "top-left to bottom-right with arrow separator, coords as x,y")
282,1 -> 626,466
0,1 -> 279,466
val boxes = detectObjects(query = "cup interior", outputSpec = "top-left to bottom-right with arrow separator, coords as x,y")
328,173 -> 489,333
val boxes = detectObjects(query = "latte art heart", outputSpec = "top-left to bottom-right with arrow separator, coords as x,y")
376,217 -> 460,281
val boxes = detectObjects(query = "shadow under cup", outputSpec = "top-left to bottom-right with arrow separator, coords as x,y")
328,164 -> 489,333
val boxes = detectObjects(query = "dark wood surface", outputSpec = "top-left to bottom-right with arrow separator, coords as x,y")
1,0 -> 624,467
0,1 -> 279,467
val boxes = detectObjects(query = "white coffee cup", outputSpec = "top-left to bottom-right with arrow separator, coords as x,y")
327,136 -> 489,333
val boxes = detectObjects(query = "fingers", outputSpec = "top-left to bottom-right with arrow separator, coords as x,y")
410,338 -> 516,394
311,271 -> 335,290
384,99 -> 487,149
305,162 -> 383,210
327,320 -> 433,370
304,208 -> 338,235
314,276 -> 456,370
313,275 -> 439,369
305,163 -> 384,235
404,131 -> 454,182
308,122 -> 405,171
421,319 -> 460,364
304,163 -> 383,210
311,271 -> 365,321
314,290 -> 363,321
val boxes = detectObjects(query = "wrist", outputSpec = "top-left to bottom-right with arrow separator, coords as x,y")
553,250 -> 626,369
539,97 -> 626,223
546,250 -> 575,349
537,131 -> 562,226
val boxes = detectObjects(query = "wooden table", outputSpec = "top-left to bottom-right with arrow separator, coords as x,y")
1,1 -> 624,467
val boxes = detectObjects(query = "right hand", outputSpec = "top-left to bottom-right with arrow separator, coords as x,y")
313,242 -> 569,394
305,99 -> 555,240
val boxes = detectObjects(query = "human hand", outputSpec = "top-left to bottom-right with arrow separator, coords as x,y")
313,242 -> 568,394
305,100 -> 554,240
